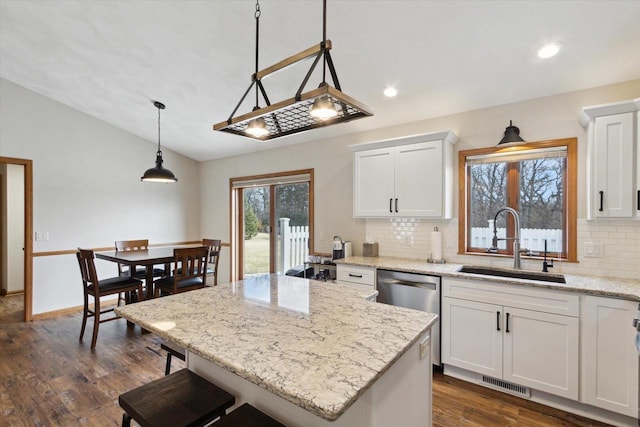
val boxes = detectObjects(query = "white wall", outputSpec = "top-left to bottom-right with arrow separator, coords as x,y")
0,78 -> 202,314
1,163 -> 25,293
200,79 -> 640,283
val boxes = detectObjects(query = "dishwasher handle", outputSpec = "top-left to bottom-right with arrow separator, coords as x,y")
382,279 -> 437,290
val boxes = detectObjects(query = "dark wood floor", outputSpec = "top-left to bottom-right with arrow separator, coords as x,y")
0,304 -> 612,426
0,293 -> 23,324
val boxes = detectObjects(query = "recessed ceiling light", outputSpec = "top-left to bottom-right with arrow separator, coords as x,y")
537,42 -> 562,59
384,87 -> 398,97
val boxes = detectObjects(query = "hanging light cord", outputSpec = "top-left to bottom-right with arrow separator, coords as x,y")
254,0 -> 261,108
156,105 -> 162,154
321,0 -> 327,84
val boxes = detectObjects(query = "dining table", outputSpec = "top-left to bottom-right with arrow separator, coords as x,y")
96,245 -> 202,300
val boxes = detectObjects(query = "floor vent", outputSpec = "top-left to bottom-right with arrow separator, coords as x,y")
481,375 -> 530,398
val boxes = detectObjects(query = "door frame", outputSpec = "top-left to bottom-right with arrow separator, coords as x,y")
229,168 -> 314,281
0,156 -> 33,321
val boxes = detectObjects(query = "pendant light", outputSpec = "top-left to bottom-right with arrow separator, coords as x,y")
214,0 -> 373,141
141,101 -> 178,183
497,120 -> 526,146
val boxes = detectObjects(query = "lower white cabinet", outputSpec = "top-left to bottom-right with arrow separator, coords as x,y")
442,278 -> 579,400
581,296 -> 639,417
336,265 -> 375,286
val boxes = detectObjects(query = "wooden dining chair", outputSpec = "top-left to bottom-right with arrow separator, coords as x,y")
76,248 -> 144,349
202,238 -> 221,286
115,239 -> 165,279
154,246 -> 209,297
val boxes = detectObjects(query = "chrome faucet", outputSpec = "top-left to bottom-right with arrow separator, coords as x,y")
489,207 -> 525,270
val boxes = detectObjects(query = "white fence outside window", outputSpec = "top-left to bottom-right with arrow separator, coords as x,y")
471,222 -> 562,253
279,218 -> 309,273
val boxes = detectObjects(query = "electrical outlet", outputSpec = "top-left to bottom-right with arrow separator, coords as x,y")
35,231 -> 49,241
446,236 -> 454,249
584,242 -> 603,258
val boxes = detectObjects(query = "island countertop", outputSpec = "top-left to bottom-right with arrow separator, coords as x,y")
115,274 -> 437,422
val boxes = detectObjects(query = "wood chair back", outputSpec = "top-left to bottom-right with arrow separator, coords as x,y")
155,246 -> 209,296
77,248 -> 100,294
202,238 -> 221,286
115,239 -> 150,275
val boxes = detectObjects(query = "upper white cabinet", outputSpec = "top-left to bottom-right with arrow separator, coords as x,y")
351,131 -> 457,218
580,99 -> 640,219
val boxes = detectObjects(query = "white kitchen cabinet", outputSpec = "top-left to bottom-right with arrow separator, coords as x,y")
351,131 -> 457,218
442,278 -> 579,399
442,297 -> 503,378
637,111 -> 640,218
581,295 -> 639,417
336,264 -> 375,287
503,307 -> 578,399
580,99 -> 640,219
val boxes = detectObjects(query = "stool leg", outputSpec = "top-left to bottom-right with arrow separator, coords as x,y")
165,353 -> 172,376
122,413 -> 132,427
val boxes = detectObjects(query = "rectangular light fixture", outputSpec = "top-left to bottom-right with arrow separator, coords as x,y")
213,1 -> 373,141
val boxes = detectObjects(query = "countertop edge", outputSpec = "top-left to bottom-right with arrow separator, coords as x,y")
335,257 -> 640,301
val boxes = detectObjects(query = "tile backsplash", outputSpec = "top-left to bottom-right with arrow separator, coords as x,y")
365,218 -> 640,280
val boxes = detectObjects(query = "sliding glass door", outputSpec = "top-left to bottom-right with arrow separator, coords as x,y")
231,170 -> 313,280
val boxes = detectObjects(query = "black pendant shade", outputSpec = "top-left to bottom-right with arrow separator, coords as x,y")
498,120 -> 525,146
141,101 -> 178,183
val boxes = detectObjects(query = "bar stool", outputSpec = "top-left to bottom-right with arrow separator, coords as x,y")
161,340 -> 185,375
214,403 -> 285,427
119,369 -> 235,427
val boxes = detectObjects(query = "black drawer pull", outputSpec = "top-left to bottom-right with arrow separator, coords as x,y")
505,313 -> 510,333
497,312 -> 501,331
348,273 -> 363,278
598,191 -> 604,212
637,190 -> 639,211
389,198 -> 393,213
395,198 -> 398,213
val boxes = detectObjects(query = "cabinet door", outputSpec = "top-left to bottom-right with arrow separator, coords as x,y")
581,296 -> 639,417
636,111 -> 640,218
394,141 -> 443,217
353,148 -> 395,217
593,112 -> 634,218
503,307 -> 578,400
442,297 -> 502,377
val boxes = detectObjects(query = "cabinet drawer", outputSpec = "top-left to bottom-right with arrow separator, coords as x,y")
444,277 -> 579,317
337,265 -> 375,286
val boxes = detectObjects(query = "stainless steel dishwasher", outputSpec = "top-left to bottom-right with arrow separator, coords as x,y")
376,269 -> 441,366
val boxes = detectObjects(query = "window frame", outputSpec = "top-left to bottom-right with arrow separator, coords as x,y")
458,138 -> 577,262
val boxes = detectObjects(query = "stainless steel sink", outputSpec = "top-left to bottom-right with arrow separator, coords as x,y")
458,265 -> 566,284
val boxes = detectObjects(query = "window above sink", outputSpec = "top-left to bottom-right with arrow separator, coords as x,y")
458,138 -> 578,262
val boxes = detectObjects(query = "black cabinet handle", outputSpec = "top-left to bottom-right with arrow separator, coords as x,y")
395,198 -> 398,213
505,313 -> 510,333
598,191 -> 604,212
348,273 -> 363,278
389,198 -> 393,213
637,190 -> 639,211
497,312 -> 501,331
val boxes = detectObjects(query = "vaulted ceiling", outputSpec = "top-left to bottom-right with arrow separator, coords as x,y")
1,0 -> 639,161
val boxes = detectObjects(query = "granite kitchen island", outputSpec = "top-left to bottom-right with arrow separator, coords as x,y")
116,274 -> 437,426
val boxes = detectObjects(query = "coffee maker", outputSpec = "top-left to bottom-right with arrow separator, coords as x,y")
332,236 -> 344,260
332,236 -> 352,260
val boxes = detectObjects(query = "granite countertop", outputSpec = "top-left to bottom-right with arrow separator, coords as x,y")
335,256 -> 640,301
115,274 -> 437,421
